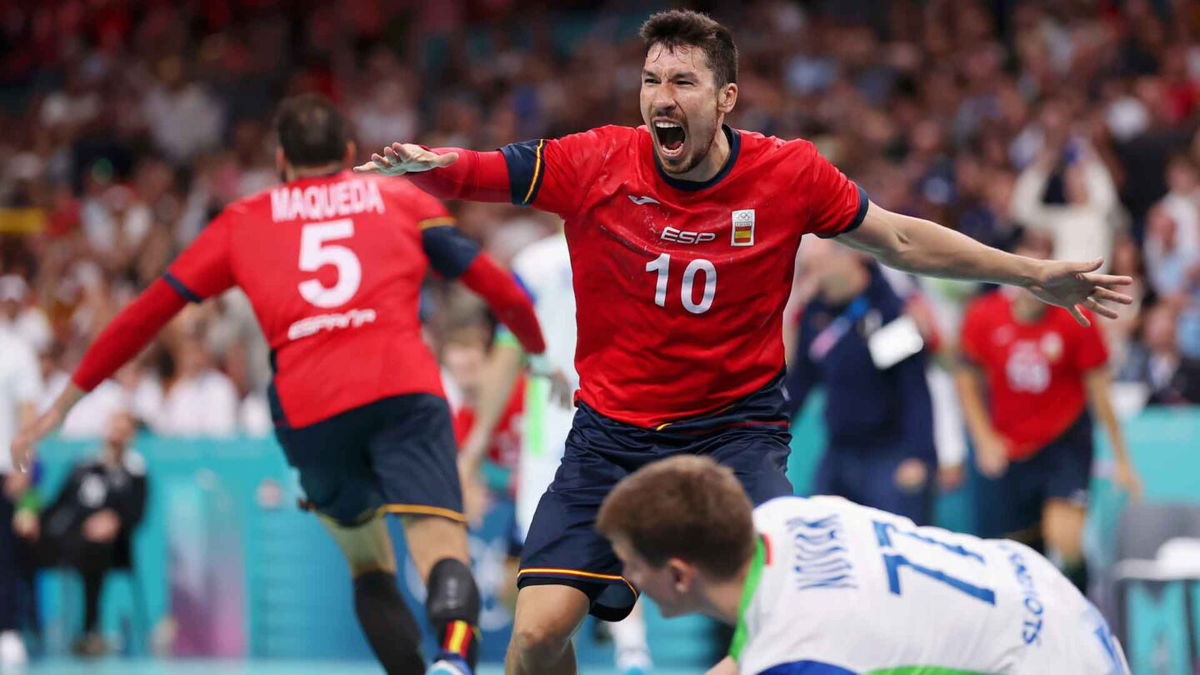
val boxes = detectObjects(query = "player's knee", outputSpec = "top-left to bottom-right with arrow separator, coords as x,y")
509,622 -> 572,661
426,557 -> 480,628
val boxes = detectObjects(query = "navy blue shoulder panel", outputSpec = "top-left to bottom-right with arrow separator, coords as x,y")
422,225 -> 482,279
499,139 -> 547,207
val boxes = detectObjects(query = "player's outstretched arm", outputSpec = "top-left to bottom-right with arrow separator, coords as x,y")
355,142 -> 512,204
839,201 -> 1133,327
10,279 -> 188,471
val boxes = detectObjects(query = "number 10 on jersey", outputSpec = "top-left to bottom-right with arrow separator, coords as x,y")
645,253 -> 716,314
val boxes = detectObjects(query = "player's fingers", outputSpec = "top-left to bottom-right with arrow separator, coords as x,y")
1067,303 -> 1091,327
1090,286 -> 1133,305
1069,258 -> 1104,274
1082,272 -> 1134,288
1083,297 -> 1120,320
372,152 -> 392,168
353,160 -> 380,173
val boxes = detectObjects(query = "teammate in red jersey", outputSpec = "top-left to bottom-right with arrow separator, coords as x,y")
11,95 -> 545,675
957,231 -> 1141,595
355,11 -> 1133,674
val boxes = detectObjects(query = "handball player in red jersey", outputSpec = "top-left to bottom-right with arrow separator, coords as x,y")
355,11 -> 1133,675
12,95 -> 546,675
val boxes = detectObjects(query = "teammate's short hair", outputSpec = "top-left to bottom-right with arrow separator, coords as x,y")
597,455 -> 754,580
640,9 -> 738,88
275,93 -> 349,168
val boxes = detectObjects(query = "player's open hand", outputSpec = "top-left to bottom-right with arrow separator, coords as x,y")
353,142 -> 459,176
1028,258 -> 1133,327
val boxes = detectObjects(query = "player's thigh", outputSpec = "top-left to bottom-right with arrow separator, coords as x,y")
366,393 -> 465,522
518,427 -> 639,621
275,408 -> 381,526
318,512 -> 397,576
399,513 -> 469,581
1041,499 -> 1086,559
706,429 -> 793,504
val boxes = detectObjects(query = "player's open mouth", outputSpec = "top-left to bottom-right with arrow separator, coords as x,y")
653,120 -> 686,158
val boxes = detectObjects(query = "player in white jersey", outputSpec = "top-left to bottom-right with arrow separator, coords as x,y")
458,231 -> 653,674
597,455 -> 1130,675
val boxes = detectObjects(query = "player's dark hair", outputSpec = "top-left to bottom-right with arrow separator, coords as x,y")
640,10 -> 738,87
275,93 -> 349,168
597,455 -> 754,580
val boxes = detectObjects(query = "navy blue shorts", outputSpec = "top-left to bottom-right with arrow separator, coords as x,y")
517,375 -> 794,621
974,412 -> 1094,539
815,443 -> 936,526
274,393 -> 463,527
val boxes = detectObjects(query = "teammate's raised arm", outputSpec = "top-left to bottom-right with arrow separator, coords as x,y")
356,143 -> 512,203
836,201 -> 1134,327
418,213 -> 545,355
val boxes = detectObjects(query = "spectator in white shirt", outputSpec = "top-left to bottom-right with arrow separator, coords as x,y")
1012,144 -> 1119,272
146,334 -> 237,438
0,327 -> 42,666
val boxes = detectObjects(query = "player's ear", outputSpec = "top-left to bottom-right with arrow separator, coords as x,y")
344,141 -> 357,168
718,82 -> 738,115
668,558 -> 695,593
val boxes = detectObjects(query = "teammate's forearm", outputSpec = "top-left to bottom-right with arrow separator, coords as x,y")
407,149 -> 512,203
1085,369 -> 1132,463
71,278 -> 188,392
460,342 -> 524,471
460,255 -> 546,354
878,214 -> 1041,286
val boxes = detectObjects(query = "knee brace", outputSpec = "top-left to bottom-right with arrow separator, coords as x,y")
426,558 -> 480,626
427,558 -> 481,666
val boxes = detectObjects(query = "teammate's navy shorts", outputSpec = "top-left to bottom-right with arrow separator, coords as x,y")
274,393 -> 464,527
974,411 -> 1094,539
815,442 -> 936,526
518,374 -> 794,621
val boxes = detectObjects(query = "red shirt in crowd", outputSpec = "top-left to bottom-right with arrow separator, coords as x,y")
960,290 -> 1108,460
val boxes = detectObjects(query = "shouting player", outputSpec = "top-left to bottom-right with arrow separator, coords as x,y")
11,95 -> 546,675
355,10 -> 1132,674
598,455 -> 1131,675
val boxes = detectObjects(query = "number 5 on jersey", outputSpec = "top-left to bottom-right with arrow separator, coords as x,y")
645,253 -> 716,314
299,219 -> 361,308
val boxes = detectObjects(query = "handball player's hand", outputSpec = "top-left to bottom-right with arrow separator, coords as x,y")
1114,457 -> 1144,501
354,142 -> 458,176
10,406 -> 63,474
974,431 -> 1010,479
1027,258 -> 1133,327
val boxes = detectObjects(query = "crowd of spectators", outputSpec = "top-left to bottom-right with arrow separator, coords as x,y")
0,0 -> 1198,441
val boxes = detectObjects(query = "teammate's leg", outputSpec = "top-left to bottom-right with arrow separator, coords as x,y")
401,514 -> 482,669
319,512 -> 426,674
1042,499 -> 1088,592
506,584 -> 590,675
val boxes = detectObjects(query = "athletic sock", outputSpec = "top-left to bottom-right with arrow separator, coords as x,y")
353,570 -> 425,674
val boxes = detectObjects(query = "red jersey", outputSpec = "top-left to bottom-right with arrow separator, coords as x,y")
166,172 -> 459,428
498,126 -> 866,426
960,290 -> 1108,460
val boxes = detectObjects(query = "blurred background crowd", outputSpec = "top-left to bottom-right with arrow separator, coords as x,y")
2,0 -> 1199,438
